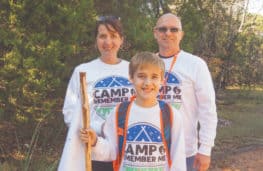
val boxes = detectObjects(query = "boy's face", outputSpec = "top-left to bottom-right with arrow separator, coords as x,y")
130,64 -> 164,107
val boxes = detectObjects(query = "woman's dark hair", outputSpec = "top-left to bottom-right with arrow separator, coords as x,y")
95,16 -> 123,38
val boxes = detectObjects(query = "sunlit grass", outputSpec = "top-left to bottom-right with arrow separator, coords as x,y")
226,85 -> 263,91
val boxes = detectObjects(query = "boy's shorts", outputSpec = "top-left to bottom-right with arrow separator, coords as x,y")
92,161 -> 113,171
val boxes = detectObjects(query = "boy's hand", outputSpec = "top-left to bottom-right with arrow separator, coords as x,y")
193,153 -> 211,171
80,128 -> 97,147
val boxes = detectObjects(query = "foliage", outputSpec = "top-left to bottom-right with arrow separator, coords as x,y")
0,0 -> 262,170
0,0 -> 96,122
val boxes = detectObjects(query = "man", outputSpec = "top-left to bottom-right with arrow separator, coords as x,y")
153,13 -> 217,171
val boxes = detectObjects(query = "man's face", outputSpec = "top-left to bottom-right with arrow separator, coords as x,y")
154,15 -> 184,51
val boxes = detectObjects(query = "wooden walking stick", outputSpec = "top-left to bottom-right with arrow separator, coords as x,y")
80,72 -> 92,171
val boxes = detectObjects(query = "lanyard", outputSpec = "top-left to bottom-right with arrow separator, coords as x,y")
162,51 -> 180,86
159,51 -> 180,99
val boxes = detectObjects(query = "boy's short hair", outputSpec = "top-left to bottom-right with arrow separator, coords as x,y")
129,51 -> 165,79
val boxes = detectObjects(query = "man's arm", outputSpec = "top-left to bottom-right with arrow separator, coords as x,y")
194,60 -> 217,157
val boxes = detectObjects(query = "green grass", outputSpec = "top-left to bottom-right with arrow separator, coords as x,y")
214,89 -> 263,155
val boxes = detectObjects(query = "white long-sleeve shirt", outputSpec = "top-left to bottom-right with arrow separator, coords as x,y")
58,58 -> 134,171
159,50 -> 218,157
92,101 -> 186,171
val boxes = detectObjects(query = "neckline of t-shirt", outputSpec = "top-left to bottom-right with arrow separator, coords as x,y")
158,50 -> 182,59
98,58 -> 123,67
132,100 -> 159,110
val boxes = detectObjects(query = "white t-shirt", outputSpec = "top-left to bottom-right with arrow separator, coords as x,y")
92,101 -> 186,171
58,58 -> 134,171
160,50 -> 217,157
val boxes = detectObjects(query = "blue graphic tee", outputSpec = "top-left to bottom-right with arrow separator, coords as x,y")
123,122 -> 166,170
159,71 -> 182,110
93,76 -> 134,120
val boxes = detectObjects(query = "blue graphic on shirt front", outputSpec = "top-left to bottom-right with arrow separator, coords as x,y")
164,72 -> 180,84
95,77 -> 131,87
158,71 -> 182,109
123,123 -> 166,170
127,124 -> 162,142
93,76 -> 134,120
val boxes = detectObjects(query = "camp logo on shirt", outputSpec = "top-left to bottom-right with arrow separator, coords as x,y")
93,76 -> 134,120
158,71 -> 182,109
123,123 -> 166,170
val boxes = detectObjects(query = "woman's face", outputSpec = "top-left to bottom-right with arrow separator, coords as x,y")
96,24 -> 123,58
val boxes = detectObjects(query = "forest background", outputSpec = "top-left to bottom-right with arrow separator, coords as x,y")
0,0 -> 262,170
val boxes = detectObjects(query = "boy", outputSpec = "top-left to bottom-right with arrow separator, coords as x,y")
80,52 -> 186,171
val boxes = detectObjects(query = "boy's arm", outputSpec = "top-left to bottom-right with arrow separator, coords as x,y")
170,109 -> 186,171
90,108 -> 118,161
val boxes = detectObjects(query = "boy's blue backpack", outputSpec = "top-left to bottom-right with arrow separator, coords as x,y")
113,100 -> 173,171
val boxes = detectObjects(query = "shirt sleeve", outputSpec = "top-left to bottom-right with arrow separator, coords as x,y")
194,60 -> 218,156
62,68 -> 82,127
91,108 -> 118,161
170,109 -> 186,171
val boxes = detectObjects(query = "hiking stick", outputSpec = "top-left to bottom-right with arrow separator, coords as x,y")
80,72 -> 92,171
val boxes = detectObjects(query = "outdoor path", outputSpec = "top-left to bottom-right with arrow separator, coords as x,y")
210,146 -> 263,171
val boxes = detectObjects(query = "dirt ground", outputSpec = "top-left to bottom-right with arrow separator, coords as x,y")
210,146 -> 263,171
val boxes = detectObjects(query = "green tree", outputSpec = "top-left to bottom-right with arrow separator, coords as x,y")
0,0 -> 96,137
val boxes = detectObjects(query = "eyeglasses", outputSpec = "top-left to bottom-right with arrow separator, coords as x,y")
97,16 -> 121,22
156,27 -> 181,33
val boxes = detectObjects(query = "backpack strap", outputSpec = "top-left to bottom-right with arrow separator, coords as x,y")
113,101 -> 131,171
113,100 -> 173,170
158,100 -> 173,168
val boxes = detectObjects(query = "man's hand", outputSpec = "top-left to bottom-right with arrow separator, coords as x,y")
193,153 -> 211,171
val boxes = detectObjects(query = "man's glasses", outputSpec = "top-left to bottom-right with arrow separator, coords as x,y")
156,27 -> 181,33
97,16 -> 121,22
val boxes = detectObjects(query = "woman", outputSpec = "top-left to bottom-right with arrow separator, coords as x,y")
58,16 -> 134,171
